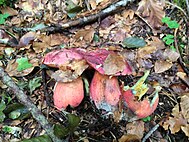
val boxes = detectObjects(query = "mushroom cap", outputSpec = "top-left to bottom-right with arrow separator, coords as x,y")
123,89 -> 159,118
43,48 -> 84,68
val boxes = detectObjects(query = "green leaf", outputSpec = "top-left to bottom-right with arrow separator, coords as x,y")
162,17 -> 170,23
163,34 -> 174,45
0,13 -> 9,24
4,103 -> 30,120
167,21 -> 179,29
2,125 -> 22,137
0,99 -> 6,111
0,111 -> 5,122
142,116 -> 151,122
66,0 -> 82,18
28,77 -> 42,94
122,37 -> 146,48
16,57 -> 33,71
54,124 -> 69,139
67,114 -> 80,130
19,134 -> 52,142
54,114 -> 80,138
170,46 -> 176,51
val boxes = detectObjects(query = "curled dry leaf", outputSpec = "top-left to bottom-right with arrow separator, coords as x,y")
19,31 -> 36,47
103,53 -> 126,75
118,134 -> 141,142
51,60 -> 88,82
126,120 -> 144,139
53,77 -> 84,110
154,60 -> 172,73
137,0 -> 165,28
162,103 -> 189,136
75,28 -> 95,42
137,46 -> 157,58
90,71 -> 121,112
163,49 -> 180,62
84,49 -> 132,76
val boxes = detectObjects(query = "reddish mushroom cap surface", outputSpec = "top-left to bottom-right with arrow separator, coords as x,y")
43,48 -> 84,68
123,89 -> 159,118
90,71 -> 121,111
53,77 -> 84,110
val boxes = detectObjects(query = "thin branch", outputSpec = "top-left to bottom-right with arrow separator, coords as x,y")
174,20 -> 189,76
13,0 -> 135,33
186,0 -> 189,16
0,67 -> 64,142
142,124 -> 160,142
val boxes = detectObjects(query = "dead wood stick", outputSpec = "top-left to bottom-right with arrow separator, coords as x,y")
60,0 -> 134,28
13,0 -> 134,33
0,67 -> 64,142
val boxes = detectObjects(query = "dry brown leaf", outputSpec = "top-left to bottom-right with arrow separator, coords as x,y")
16,0 -> 45,14
19,31 -> 36,47
163,104 -> 188,134
137,46 -> 157,58
103,53 -> 126,75
176,72 -> 189,87
51,60 -> 88,82
126,120 -> 144,139
163,49 -> 180,62
122,9 -> 135,20
137,0 -> 165,28
154,60 -> 172,73
163,94 -> 189,137
75,28 -> 95,42
147,36 -> 166,50
118,134 -> 141,142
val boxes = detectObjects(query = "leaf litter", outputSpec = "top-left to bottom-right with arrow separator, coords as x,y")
0,0 -> 189,141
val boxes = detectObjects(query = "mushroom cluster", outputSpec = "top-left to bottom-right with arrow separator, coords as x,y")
43,48 -> 160,119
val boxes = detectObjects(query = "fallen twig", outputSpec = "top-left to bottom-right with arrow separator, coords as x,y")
174,20 -> 189,76
142,124 -> 160,142
0,67 -> 64,142
13,0 -> 135,33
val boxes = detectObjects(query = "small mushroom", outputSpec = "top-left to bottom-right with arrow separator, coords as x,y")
90,71 -> 121,112
122,71 -> 161,118
88,49 -> 133,112
53,77 -> 84,110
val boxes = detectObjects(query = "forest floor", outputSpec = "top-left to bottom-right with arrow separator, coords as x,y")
0,0 -> 189,142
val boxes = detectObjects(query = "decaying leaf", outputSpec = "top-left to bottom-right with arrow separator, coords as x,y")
137,0 -> 165,28
103,53 -> 126,75
84,49 -> 132,76
75,28 -> 95,42
19,31 -> 36,47
51,60 -> 88,82
118,134 -> 141,142
162,103 -> 188,136
137,46 -> 157,58
126,120 -> 144,139
163,49 -> 180,62
154,60 -> 172,73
